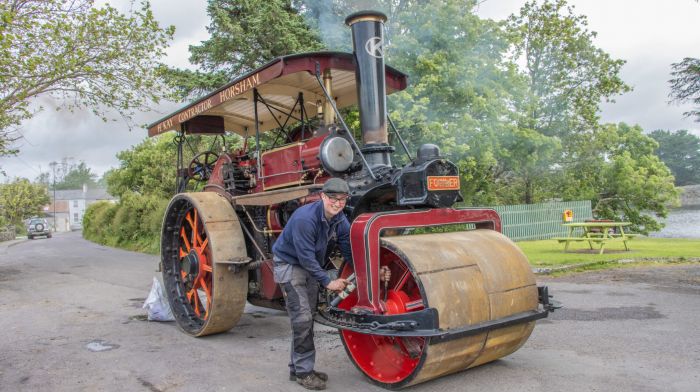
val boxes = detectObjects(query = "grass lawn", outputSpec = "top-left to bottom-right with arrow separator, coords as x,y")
517,236 -> 700,267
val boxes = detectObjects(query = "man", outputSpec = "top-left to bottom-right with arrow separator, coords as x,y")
272,178 -> 353,390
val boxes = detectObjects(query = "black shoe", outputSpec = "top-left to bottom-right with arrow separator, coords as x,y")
295,372 -> 326,390
290,371 -> 328,382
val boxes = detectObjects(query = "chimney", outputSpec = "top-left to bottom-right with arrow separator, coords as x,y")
345,10 -> 394,168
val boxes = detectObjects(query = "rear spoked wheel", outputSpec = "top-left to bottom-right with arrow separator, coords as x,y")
161,192 -> 248,336
175,207 -> 212,320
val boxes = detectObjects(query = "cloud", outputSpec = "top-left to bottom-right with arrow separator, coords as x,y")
0,96 -> 181,181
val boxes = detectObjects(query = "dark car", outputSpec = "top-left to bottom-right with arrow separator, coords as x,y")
27,218 -> 51,239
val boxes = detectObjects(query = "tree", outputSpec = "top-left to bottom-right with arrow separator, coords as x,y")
380,0 -> 527,205
0,178 -> 50,226
649,129 -> 700,186
0,0 -> 174,156
592,123 -> 679,233
507,0 -> 629,137
300,0 -> 537,205
105,133 -> 242,198
105,135 -> 180,199
54,162 -> 98,190
505,0 -> 630,203
669,57 -> 700,122
163,0 -> 323,99
34,172 -> 51,189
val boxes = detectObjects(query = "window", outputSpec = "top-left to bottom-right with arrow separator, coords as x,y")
74,213 -> 79,221
73,200 -> 78,208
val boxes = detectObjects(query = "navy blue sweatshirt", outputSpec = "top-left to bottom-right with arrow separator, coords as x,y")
271,200 -> 352,287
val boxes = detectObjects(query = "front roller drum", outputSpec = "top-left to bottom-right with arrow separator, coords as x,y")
161,192 -> 248,336
339,229 -> 539,388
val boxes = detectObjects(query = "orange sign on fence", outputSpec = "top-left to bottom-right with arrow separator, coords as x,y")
562,209 -> 574,222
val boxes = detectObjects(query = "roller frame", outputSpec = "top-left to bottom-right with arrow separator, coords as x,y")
317,306 -> 548,343
316,208 -> 552,338
317,208 -> 551,388
349,208 -> 501,313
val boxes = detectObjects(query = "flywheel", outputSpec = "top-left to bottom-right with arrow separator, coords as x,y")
338,229 -> 538,388
160,192 -> 248,336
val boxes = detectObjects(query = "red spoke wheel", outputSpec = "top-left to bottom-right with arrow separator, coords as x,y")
161,192 -> 248,336
338,230 -> 539,389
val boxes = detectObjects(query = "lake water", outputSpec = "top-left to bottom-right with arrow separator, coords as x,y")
650,205 -> 700,239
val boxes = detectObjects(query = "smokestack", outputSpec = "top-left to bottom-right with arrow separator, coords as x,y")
345,11 -> 393,168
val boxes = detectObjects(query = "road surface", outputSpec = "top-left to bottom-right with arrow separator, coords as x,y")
0,232 -> 698,391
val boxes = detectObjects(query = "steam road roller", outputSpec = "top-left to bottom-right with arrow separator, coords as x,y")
147,11 -> 557,388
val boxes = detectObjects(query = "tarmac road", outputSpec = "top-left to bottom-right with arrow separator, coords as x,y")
0,231 -> 698,392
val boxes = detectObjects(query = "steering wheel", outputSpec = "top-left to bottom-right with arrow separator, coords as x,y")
188,151 -> 219,182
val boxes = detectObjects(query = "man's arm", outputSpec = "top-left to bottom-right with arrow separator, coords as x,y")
292,218 -> 332,288
337,216 -> 353,266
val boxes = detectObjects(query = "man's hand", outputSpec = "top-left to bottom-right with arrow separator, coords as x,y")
380,266 -> 391,283
326,278 -> 349,292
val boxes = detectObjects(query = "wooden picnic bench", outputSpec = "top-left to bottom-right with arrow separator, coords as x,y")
553,222 -> 639,254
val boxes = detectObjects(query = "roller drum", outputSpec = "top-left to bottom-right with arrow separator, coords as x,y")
340,229 -> 538,388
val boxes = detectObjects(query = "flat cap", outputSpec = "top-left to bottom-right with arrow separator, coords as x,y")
322,178 -> 350,195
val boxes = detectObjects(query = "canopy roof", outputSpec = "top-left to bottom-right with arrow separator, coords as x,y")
147,52 -> 408,137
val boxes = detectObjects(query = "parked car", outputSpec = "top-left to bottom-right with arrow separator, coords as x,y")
27,218 -> 51,239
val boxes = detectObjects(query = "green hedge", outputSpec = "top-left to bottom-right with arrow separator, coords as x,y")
83,192 -> 168,254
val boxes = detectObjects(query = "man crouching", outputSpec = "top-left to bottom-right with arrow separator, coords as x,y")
271,178 -> 353,390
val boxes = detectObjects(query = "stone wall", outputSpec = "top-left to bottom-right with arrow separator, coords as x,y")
0,226 -> 15,242
679,185 -> 700,207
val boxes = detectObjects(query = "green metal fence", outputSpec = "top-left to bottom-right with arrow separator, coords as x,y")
490,200 -> 593,241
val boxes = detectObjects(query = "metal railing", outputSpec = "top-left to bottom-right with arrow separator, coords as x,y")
490,201 -> 593,241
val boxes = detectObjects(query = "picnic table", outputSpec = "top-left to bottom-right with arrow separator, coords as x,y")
553,222 -> 639,254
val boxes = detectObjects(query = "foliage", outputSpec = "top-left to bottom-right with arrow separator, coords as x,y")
294,0 -> 526,205
505,0 -> 630,203
105,133 -> 242,199
54,162 -> 98,190
34,172 -> 51,189
382,0 -> 523,206
649,129 -> 700,186
593,123 -> 679,233
0,178 -> 50,226
507,0 -> 629,136
163,0 -> 324,99
0,0 -> 174,156
83,193 -> 168,254
86,130 -> 242,251
669,57 -> 700,122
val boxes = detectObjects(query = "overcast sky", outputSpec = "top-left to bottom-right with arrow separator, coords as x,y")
2,0 -> 699,182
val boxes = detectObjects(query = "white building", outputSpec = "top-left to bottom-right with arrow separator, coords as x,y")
47,185 -> 117,231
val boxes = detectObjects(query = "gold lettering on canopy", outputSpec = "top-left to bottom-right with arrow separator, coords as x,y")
177,98 -> 214,123
156,118 -> 174,134
151,72 -> 262,135
218,73 -> 261,104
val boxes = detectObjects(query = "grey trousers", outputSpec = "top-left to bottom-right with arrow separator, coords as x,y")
274,260 -> 319,375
